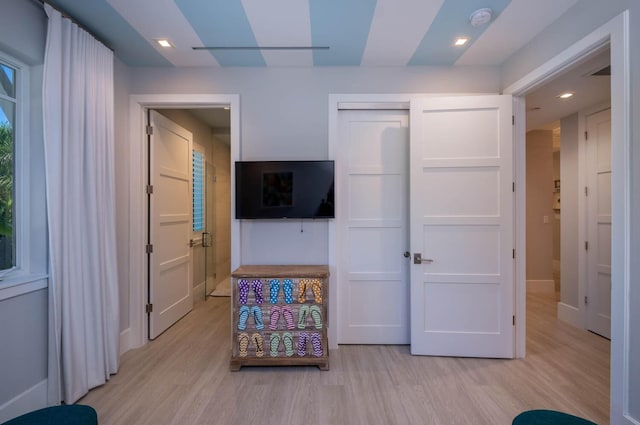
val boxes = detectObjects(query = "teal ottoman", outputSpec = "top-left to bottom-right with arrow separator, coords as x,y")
513,409 -> 597,425
1,405 -> 97,425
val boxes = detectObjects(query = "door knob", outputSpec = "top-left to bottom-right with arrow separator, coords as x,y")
403,251 -> 410,258
413,253 -> 434,265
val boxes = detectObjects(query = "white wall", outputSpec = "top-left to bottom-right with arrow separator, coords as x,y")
502,2 -> 640,423
114,57 -> 131,333
560,113 -> 580,310
0,0 -> 49,418
0,289 -> 47,421
211,135 -> 231,283
0,0 -> 45,66
127,66 -> 502,267
525,130 -> 554,283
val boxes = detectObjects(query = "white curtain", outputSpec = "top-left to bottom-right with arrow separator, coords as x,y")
43,4 -> 119,404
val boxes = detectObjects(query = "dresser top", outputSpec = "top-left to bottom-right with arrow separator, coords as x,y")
231,265 -> 329,278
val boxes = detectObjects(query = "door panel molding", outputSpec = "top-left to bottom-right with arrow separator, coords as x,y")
409,95 -> 514,358
337,109 -> 410,345
148,111 -> 193,339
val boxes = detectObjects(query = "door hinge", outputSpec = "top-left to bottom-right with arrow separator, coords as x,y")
513,315 -> 515,326
585,241 -> 589,251
512,249 -> 515,259
146,244 -> 153,254
512,182 -> 515,192
585,186 -> 589,196
584,296 -> 588,305
146,125 -> 154,136
146,303 -> 153,314
585,131 -> 588,140
146,184 -> 154,195
512,115 -> 515,126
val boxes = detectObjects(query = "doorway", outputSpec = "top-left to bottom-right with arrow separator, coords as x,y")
333,96 -> 515,358
126,94 -> 240,351
153,108 -> 232,295
523,46 -> 611,339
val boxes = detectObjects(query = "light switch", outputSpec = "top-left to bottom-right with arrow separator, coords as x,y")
543,215 -> 549,224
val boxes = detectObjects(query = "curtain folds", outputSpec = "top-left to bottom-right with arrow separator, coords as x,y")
43,4 -> 119,405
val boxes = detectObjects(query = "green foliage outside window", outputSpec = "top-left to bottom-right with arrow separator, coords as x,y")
0,122 -> 13,270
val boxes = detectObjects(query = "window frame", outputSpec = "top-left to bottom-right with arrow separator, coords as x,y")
0,51 -> 47,300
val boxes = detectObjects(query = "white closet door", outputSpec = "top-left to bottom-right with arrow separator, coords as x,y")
149,110 -> 194,339
586,108 -> 611,339
338,109 -> 410,344
409,95 -> 514,358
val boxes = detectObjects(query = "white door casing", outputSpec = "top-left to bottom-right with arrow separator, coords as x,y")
409,95 -> 514,358
149,110 -> 194,339
585,108 -> 611,339
337,109 -> 410,344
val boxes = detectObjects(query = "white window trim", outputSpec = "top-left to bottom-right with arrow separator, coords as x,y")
0,51 -> 49,300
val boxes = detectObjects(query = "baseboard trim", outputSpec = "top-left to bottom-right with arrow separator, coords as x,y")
526,279 -> 555,294
120,327 -> 133,355
194,280 -> 206,302
0,379 -> 47,423
557,302 -> 582,328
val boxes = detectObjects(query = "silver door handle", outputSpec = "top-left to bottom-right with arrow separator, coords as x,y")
413,253 -> 433,265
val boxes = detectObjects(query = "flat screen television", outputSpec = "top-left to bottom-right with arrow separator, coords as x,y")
235,160 -> 335,219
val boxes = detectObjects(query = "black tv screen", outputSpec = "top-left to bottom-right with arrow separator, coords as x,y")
235,160 -> 335,219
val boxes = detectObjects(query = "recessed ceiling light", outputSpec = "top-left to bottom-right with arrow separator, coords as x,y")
454,37 -> 469,46
557,92 -> 575,99
156,39 -> 173,48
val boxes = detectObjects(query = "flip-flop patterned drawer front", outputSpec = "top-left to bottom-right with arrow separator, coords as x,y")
231,265 -> 329,370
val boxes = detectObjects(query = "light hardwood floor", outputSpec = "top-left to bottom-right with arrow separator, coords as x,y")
81,293 -> 610,425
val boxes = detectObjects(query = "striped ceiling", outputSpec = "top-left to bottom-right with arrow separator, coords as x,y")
47,0 -> 578,67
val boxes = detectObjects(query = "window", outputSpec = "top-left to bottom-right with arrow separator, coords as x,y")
0,59 -> 16,271
192,149 -> 205,233
0,51 -> 47,299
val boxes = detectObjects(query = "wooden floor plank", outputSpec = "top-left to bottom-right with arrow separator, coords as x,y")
80,292 -> 610,424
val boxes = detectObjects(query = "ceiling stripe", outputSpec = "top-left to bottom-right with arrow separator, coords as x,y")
309,0 -> 378,66
175,0 -> 265,66
456,0 -> 578,66
361,0 -> 444,66
241,0 -> 313,67
106,0 -> 219,67
47,0 -> 172,67
408,0 -> 512,66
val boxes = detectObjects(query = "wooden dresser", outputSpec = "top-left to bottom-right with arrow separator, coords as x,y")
230,265 -> 329,371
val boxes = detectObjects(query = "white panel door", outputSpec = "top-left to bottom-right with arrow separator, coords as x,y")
338,109 -> 410,344
149,111 -> 194,339
409,95 -> 514,358
586,108 -> 611,339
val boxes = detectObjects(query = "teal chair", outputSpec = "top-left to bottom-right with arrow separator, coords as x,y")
513,410 -> 597,425
1,405 -> 97,425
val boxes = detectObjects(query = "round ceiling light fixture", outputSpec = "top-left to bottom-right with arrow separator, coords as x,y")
469,8 -> 493,27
